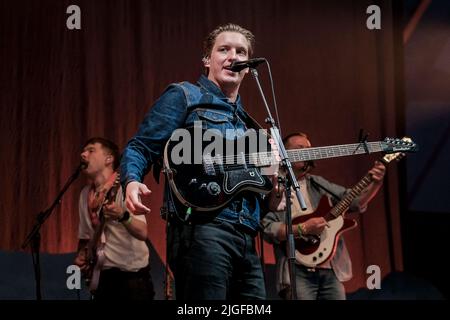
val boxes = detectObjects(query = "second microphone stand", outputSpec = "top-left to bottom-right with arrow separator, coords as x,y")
21,163 -> 85,300
251,67 -> 307,300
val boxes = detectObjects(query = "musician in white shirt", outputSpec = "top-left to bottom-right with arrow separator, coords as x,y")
74,137 -> 154,300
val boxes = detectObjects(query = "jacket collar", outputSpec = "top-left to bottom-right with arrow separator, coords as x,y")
197,74 -> 242,106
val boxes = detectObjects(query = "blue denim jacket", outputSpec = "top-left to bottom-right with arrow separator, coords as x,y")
121,75 -> 262,231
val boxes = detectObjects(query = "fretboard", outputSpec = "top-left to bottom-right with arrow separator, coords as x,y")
328,174 -> 373,220
250,142 -> 384,167
287,142 -> 383,163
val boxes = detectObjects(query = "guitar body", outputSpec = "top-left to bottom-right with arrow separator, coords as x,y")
164,128 -> 273,211
88,244 -> 105,292
83,173 -> 121,292
84,219 -> 106,292
292,197 -> 357,267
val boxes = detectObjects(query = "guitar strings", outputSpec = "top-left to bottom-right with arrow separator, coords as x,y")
205,142 -> 384,169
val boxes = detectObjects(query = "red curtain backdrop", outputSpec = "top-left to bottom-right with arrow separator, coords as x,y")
0,0 -> 404,293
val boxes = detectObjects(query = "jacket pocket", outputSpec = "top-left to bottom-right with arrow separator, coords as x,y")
186,108 -> 234,132
196,109 -> 232,123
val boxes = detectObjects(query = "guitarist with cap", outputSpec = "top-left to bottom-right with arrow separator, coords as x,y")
74,137 -> 154,300
262,132 -> 386,300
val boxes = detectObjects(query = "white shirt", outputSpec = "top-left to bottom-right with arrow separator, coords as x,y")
78,185 -> 149,272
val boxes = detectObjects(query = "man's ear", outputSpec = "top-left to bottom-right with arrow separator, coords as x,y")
202,56 -> 210,68
105,155 -> 113,166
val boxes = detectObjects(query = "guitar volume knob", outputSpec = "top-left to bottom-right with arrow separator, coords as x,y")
207,182 -> 221,196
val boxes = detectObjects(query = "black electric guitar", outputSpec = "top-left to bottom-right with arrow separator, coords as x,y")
293,137 -> 412,267
163,128 -> 418,212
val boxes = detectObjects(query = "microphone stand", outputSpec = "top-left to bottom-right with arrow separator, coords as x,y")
251,68 -> 308,300
21,163 -> 85,300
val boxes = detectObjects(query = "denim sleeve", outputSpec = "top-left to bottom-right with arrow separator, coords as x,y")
120,84 -> 187,188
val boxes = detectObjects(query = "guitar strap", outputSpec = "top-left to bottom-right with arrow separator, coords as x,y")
239,109 -> 264,131
309,176 -> 342,203
87,171 -> 119,227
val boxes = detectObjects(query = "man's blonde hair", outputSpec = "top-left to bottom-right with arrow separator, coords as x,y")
202,23 -> 255,60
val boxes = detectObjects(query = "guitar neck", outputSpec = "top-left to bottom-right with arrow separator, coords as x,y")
326,147 -> 406,219
252,141 -> 384,167
288,142 -> 383,162
328,173 -> 373,219
87,218 -> 106,255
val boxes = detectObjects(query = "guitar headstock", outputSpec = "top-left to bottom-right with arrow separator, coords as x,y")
381,137 -> 418,154
381,137 -> 413,163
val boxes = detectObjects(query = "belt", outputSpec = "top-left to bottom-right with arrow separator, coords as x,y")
102,265 -> 150,277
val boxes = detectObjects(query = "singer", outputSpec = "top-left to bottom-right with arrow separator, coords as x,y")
74,137 -> 154,300
262,132 -> 386,300
120,23 -> 273,300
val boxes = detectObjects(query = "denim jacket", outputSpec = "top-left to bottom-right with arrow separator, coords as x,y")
121,75 -> 263,231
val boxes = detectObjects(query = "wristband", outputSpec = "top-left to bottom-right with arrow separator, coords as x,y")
124,215 -> 133,225
118,211 -> 130,223
297,224 -> 303,238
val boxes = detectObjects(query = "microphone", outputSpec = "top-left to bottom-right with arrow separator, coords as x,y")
225,58 -> 266,72
73,161 -> 88,179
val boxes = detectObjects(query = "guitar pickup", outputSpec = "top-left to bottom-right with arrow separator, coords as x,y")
203,154 -> 216,176
215,154 -> 225,174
